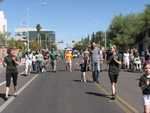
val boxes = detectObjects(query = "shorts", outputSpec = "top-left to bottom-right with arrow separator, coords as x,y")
108,73 -> 119,83
6,71 -> 18,87
143,95 -> 150,105
80,63 -> 87,72
66,60 -> 72,65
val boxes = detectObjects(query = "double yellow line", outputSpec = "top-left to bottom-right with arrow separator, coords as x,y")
95,83 -> 140,113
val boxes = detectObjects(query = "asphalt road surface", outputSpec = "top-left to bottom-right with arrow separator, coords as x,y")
0,66 -> 125,113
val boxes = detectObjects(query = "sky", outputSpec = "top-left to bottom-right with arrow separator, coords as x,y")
0,0 -> 150,47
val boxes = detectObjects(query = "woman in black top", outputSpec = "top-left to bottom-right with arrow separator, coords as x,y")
108,45 -> 121,100
3,48 -> 19,100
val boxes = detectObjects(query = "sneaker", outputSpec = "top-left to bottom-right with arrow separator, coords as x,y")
4,96 -> 8,101
96,81 -> 100,84
13,92 -> 18,97
83,80 -> 87,83
111,95 -> 116,100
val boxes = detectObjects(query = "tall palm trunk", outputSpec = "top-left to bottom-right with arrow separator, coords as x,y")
36,24 -> 42,48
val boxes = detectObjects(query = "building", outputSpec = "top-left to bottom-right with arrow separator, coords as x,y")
0,11 -> 7,33
15,27 -> 56,49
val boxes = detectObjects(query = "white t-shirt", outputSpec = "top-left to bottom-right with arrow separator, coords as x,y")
123,52 -> 129,61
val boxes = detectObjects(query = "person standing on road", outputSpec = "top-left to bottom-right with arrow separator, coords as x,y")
108,45 -> 121,100
65,49 -> 73,72
36,50 -> 44,73
123,49 -> 130,70
80,48 -> 90,82
139,63 -> 150,113
49,48 -> 58,72
3,48 -> 20,100
90,42 -> 101,83
24,52 -> 32,76
32,52 -> 37,72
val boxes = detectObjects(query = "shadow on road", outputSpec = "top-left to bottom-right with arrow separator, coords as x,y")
0,93 -> 7,101
73,80 -> 94,83
20,73 -> 27,76
86,92 -> 111,99
57,69 -> 66,72
73,80 -> 81,82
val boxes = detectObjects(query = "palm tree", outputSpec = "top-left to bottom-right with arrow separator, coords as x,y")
36,24 -> 42,47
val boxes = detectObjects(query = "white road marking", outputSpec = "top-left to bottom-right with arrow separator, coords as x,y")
0,82 -> 6,86
0,74 -> 38,113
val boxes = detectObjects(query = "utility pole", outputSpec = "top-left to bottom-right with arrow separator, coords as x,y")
26,8 -> 30,52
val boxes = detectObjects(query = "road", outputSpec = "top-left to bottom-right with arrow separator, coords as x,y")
0,64 -> 125,113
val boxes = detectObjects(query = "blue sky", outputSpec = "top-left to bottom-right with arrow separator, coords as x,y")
0,0 -> 150,47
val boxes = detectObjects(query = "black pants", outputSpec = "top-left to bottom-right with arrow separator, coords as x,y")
6,71 -> 18,87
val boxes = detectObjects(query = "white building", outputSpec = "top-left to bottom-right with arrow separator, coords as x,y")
0,11 -> 7,33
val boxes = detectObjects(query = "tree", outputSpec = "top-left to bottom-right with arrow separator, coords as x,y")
142,4 -> 150,49
0,33 -> 7,47
7,38 -> 16,48
74,4 -> 150,51
31,40 -> 40,51
95,31 -> 103,46
51,43 -> 57,50
108,14 -> 141,49
91,32 -> 96,42
36,24 -> 42,48
73,41 -> 83,52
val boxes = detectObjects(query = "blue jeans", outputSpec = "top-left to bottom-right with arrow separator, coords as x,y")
92,62 -> 100,82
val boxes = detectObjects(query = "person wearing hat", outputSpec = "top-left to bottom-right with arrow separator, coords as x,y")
108,45 -> 121,100
3,48 -> 20,100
